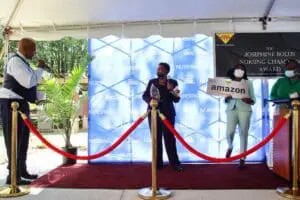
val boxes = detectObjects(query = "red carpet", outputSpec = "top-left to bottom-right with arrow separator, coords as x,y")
30,163 -> 289,189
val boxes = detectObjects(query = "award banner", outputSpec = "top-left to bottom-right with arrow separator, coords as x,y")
206,78 -> 249,99
215,32 -> 300,77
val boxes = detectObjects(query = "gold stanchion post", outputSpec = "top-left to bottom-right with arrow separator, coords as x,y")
138,99 -> 172,200
277,99 -> 300,199
0,102 -> 30,198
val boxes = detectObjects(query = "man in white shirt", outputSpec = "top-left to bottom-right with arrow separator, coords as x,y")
0,38 -> 48,185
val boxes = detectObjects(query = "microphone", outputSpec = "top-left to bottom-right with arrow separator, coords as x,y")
39,63 -> 52,72
34,58 -> 52,72
167,77 -> 180,97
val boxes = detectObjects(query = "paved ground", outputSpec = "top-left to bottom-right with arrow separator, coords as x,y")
0,130 -> 88,179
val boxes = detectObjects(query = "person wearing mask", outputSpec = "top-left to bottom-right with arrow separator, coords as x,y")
142,62 -> 183,172
270,59 -> 300,115
0,38 -> 48,185
224,64 -> 256,168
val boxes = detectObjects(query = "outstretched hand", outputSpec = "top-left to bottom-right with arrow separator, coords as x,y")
37,60 -> 51,71
225,95 -> 232,103
242,98 -> 254,105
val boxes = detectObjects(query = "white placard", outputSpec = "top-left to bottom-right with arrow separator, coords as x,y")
206,78 -> 249,99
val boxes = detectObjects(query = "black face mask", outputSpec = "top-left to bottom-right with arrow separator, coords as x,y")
157,72 -> 165,78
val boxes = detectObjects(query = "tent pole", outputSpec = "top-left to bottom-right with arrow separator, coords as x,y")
4,32 -> 9,63
5,0 -> 24,28
1,0 -> 24,62
11,16 -> 300,33
259,0 -> 276,30
0,28 -> 11,63
263,0 -> 276,17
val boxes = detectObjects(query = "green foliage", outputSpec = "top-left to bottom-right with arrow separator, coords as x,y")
0,40 -> 17,77
41,65 -> 86,147
0,37 -> 88,78
34,37 -> 88,77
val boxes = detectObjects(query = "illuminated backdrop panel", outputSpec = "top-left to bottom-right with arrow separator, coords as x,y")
88,35 -> 264,163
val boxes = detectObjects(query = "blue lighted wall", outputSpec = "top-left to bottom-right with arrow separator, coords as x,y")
88,35 -> 264,163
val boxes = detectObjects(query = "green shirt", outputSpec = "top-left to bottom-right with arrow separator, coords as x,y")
270,77 -> 300,100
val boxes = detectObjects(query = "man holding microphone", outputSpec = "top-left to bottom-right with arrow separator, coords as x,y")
0,38 -> 48,184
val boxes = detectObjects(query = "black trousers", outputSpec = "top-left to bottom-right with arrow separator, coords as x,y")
148,113 -> 180,167
0,99 -> 30,179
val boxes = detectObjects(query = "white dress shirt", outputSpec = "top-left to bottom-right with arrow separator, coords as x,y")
0,52 -> 44,100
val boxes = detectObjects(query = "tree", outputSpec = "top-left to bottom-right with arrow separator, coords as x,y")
0,36 -> 88,78
35,37 -> 88,78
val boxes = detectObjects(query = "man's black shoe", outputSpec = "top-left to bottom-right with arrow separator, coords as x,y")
225,148 -> 233,158
157,163 -> 164,170
172,165 -> 184,172
6,178 -> 32,185
238,159 -> 246,169
21,173 -> 38,180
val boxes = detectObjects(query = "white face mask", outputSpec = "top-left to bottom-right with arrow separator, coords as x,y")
285,70 -> 295,78
234,69 -> 245,78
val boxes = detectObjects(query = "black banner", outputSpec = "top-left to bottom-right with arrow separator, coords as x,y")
215,32 -> 300,77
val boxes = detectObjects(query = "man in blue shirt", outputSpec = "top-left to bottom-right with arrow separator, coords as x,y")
0,38 -> 48,185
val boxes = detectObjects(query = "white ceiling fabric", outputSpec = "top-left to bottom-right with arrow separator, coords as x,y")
1,0 -> 300,39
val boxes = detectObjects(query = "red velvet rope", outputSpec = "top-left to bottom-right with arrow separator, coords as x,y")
160,114 -> 288,162
21,113 -> 146,160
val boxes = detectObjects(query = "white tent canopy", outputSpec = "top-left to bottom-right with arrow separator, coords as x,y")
1,0 -> 300,40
